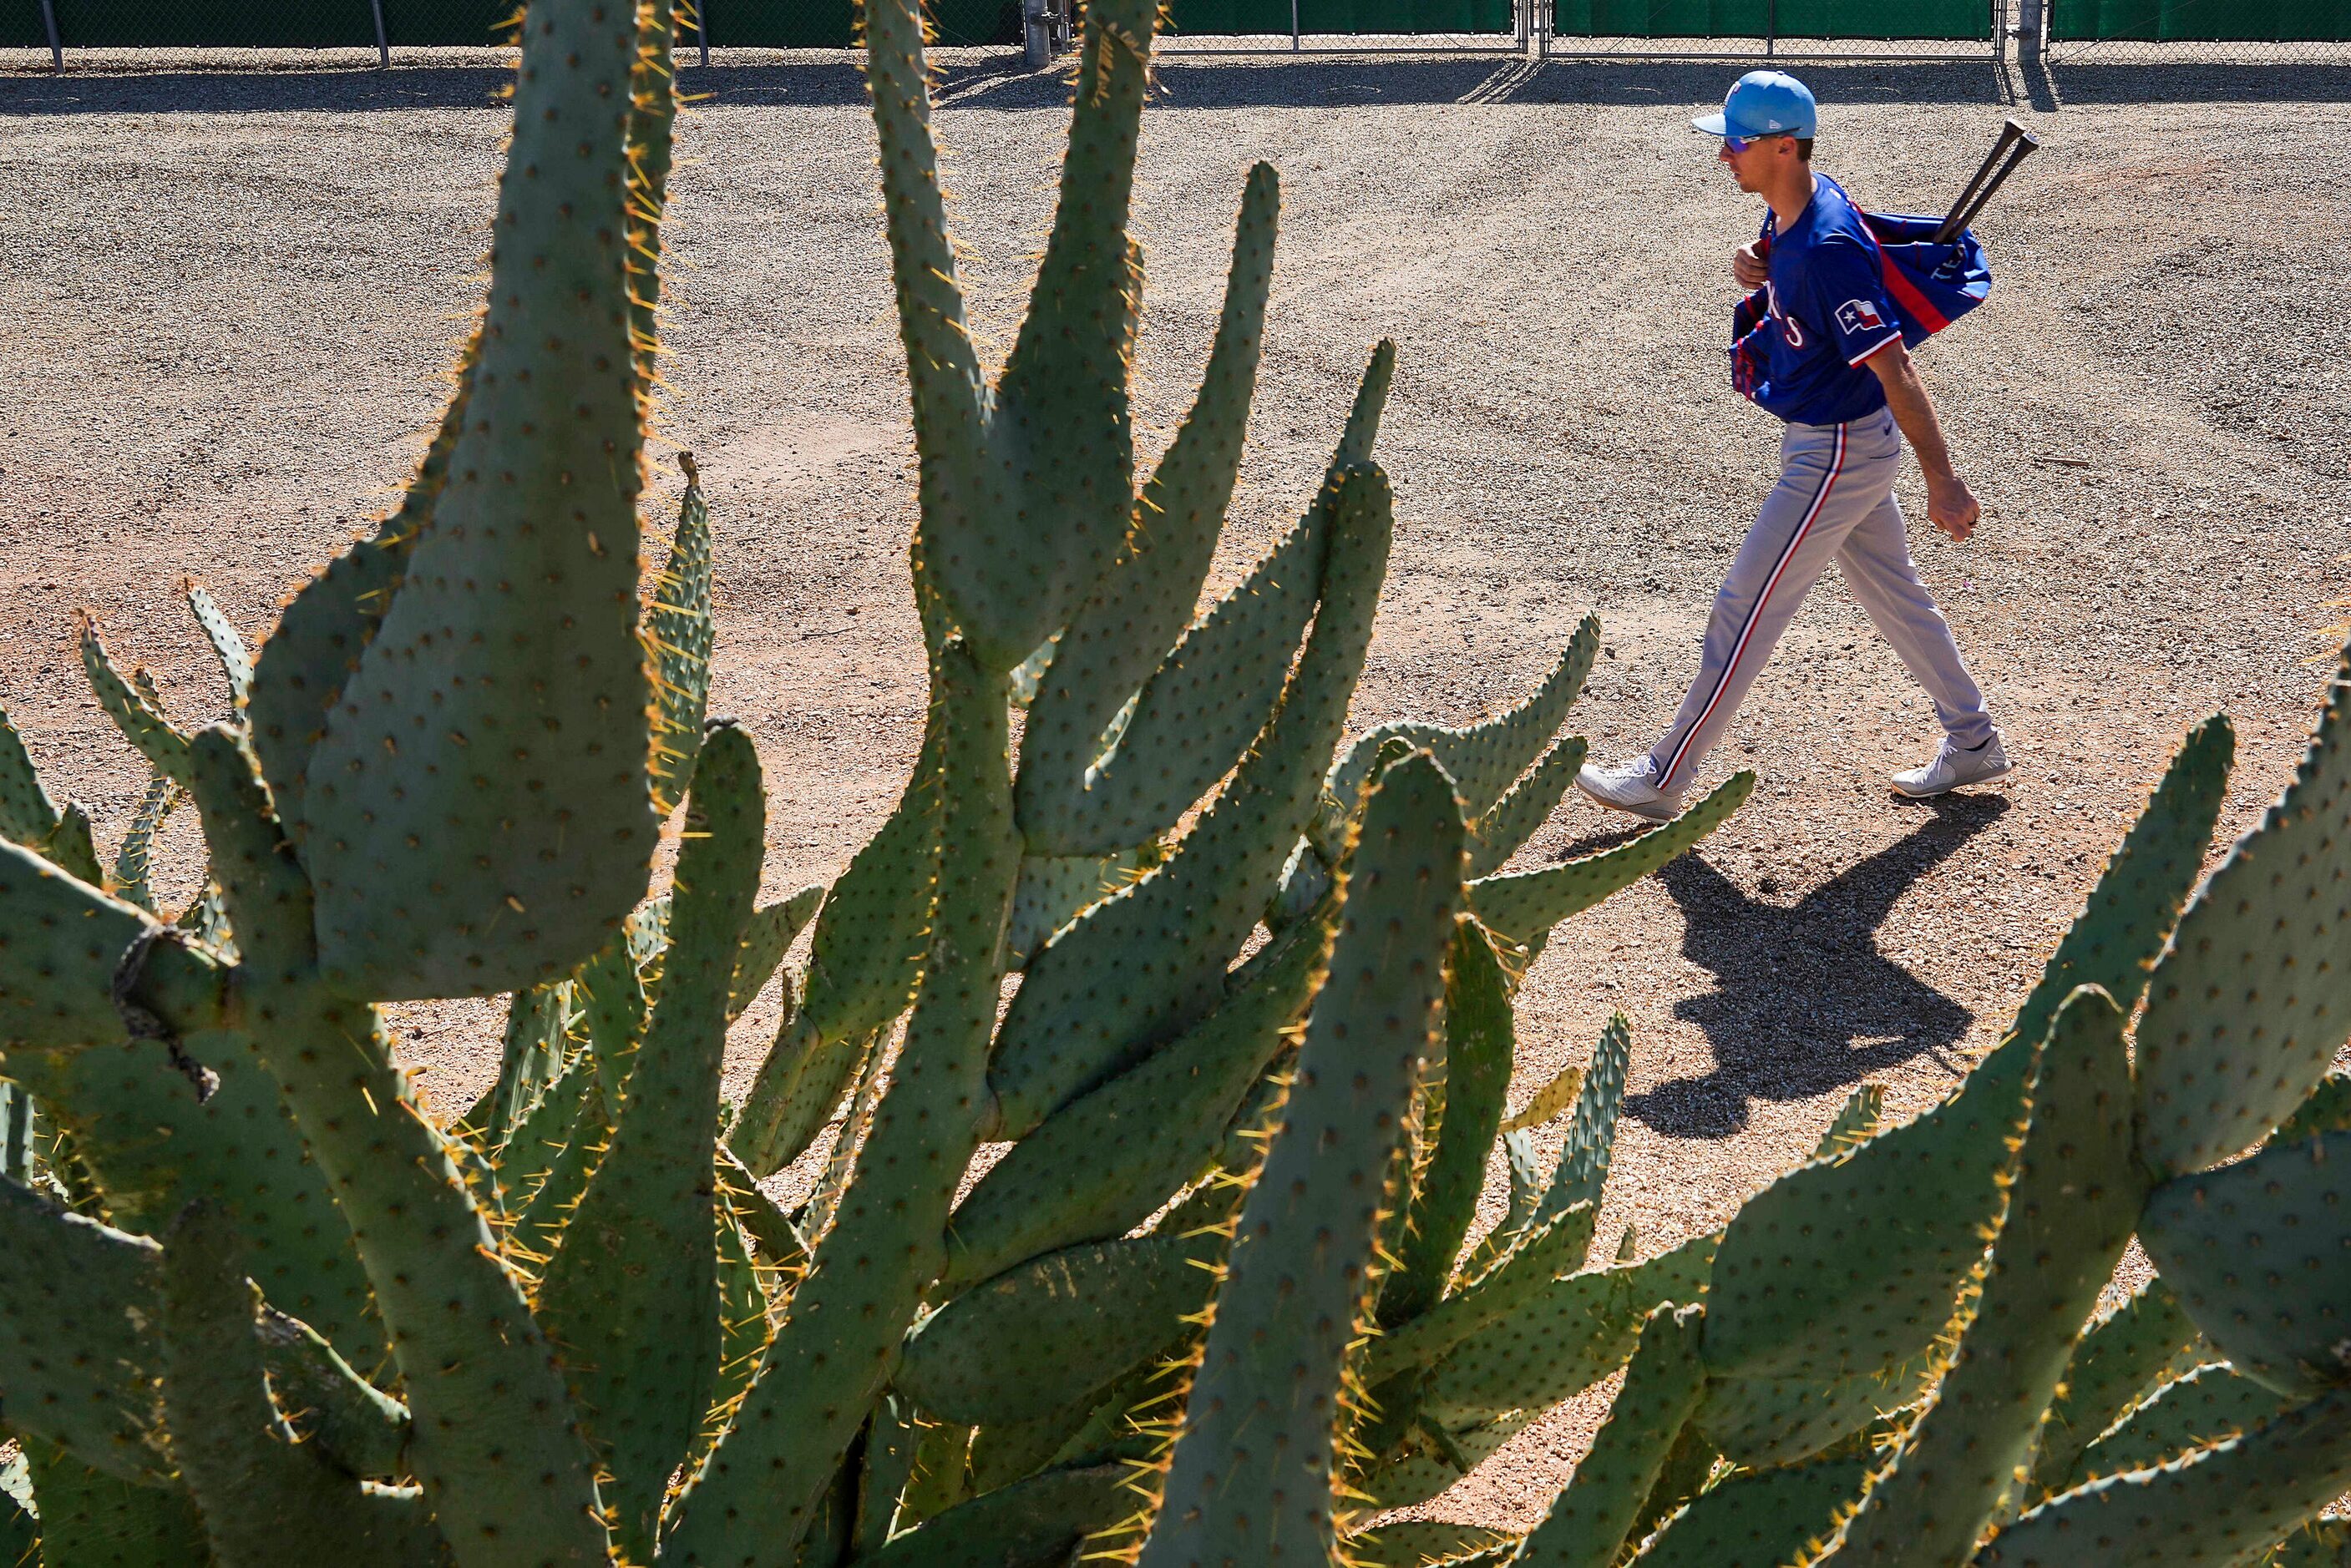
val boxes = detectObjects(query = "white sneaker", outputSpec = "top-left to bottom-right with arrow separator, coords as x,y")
1891,732 -> 2012,799
1575,757 -> 1684,823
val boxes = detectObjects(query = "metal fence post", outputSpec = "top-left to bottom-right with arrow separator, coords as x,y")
1023,0 -> 1051,64
1765,0 -> 1776,53
371,0 -> 390,68
1291,0 -> 1300,50
698,0 -> 711,66
39,0 -> 62,68
2016,0 -> 2042,61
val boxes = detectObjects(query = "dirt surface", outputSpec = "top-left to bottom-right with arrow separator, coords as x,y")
5,43 -> 2350,1532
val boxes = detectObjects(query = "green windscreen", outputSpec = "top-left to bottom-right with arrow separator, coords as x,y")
2052,0 -> 2351,38
1168,0 -> 1511,29
26,0 -> 383,46
1552,0 -> 1986,35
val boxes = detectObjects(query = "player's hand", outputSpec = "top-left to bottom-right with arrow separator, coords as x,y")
1927,473 -> 1980,542
1732,242 -> 1769,289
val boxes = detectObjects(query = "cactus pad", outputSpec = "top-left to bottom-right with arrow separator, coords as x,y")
2140,1126 -> 2351,1396
1472,771 -> 1755,946
1703,1024 -> 2035,1384
945,908 -> 1330,1286
1824,984 -> 2141,1563
904,1235 -> 1212,1427
989,464 -> 1395,1136
1513,1302 -> 1709,1568
0,1176 -> 170,1483
2136,665 -> 2351,1176
1975,1385 -> 2351,1567
1386,920 -> 1518,1327
1631,1450 -> 1875,1567
291,0 -> 656,1001
535,724 -> 763,1560
2029,1277 -> 2204,1499
1015,163 -> 1280,851
1137,749 -> 1466,1568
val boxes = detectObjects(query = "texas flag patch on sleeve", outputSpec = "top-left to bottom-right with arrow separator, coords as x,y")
1834,296 -> 1887,335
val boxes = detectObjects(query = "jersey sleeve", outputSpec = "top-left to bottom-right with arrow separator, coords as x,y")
1806,235 -> 1903,367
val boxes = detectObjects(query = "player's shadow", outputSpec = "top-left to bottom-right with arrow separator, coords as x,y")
1624,791 -> 2008,1140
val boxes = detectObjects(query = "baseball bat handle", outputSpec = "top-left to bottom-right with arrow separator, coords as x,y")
1935,119 -> 2040,243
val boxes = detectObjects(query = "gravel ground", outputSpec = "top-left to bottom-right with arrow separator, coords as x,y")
5,43 -> 2350,1533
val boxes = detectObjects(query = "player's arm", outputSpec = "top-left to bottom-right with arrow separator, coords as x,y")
1734,214 -> 1774,287
1863,339 -> 1981,543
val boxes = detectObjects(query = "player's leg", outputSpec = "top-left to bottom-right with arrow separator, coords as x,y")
1577,419 -> 1898,820
1833,476 -> 2009,797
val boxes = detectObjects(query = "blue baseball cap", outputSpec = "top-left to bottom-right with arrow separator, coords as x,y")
1693,70 -> 1817,144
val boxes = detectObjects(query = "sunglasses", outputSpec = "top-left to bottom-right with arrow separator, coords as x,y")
1721,129 -> 1791,154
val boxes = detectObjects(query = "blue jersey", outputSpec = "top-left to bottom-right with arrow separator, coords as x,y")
1730,175 -> 1905,427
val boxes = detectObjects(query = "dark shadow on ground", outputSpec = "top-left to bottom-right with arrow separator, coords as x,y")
0,62 -> 523,111
2019,56 -> 2351,104
1624,790 -> 2009,1140
11,48 -> 2338,115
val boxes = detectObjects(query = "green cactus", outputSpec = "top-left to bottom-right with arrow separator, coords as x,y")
156,1201 -> 442,1566
940,905 -> 1332,1287
2028,1278 -> 2205,1497
1820,984 -> 2141,1563
0,1174 -> 173,1484
728,709 -> 941,1175
2139,1127 -> 2351,1396
71,0 -> 2351,1555
1383,921 -> 1519,1328
534,725 -> 764,1561
2135,678 -> 2351,1176
2059,1363 -> 2298,1487
985,464 -> 1398,1139
1972,1387 -> 2351,1567
1136,750 -> 1467,1568
1512,1303 -> 1710,1567
1630,1447 -> 1880,1566
279,0 -> 659,1003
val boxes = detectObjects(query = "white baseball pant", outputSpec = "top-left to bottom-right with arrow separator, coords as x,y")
1646,407 -> 1995,794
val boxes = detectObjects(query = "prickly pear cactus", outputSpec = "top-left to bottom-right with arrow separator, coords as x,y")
0,0 -> 1742,1560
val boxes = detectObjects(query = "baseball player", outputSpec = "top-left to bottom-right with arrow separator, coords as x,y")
1576,70 -> 2009,822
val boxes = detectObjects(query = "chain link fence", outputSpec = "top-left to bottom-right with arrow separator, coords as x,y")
4,0 -> 1021,57
9,0 -> 2349,62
